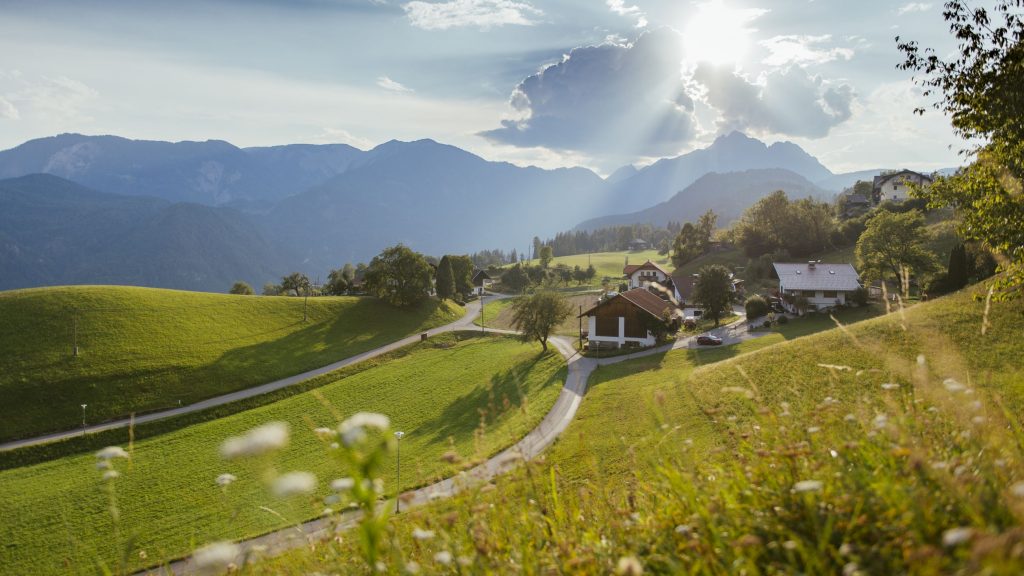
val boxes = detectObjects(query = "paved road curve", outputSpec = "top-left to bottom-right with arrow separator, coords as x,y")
140,315 -> 761,575
0,295 -> 509,452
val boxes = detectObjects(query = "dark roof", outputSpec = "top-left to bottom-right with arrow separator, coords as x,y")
579,288 -> 674,320
623,260 -> 671,277
472,270 -> 492,281
847,193 -> 870,204
671,272 -> 696,301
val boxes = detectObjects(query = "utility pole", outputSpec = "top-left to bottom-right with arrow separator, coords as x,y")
81,404 -> 87,436
72,311 -> 79,357
394,431 -> 405,513
579,304 -> 583,351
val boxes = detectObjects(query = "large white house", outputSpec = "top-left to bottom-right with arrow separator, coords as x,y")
872,169 -> 933,203
624,260 -> 672,290
773,262 -> 861,313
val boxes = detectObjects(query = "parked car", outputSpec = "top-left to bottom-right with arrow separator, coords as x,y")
696,334 -> 723,346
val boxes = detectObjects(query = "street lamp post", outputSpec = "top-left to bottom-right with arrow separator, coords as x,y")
81,404 -> 87,436
394,430 -> 405,513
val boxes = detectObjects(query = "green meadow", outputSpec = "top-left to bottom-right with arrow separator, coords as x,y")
0,286 -> 461,441
0,332 -> 565,575
247,285 -> 1024,574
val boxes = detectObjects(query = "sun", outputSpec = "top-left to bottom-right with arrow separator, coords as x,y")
683,0 -> 758,65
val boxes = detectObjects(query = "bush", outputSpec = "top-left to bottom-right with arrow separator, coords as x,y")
744,294 -> 770,319
229,281 -> 254,295
776,315 -> 789,325
762,320 -> 772,328
850,286 -> 870,307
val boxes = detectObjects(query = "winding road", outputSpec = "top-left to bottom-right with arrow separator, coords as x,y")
136,302 -> 758,575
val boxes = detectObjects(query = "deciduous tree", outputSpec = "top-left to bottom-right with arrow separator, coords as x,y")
363,244 -> 434,308
435,256 -> 456,301
855,210 -> 939,293
229,281 -> 254,295
694,264 -> 733,327
510,290 -> 572,351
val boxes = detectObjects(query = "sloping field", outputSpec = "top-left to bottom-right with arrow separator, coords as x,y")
0,286 -> 461,441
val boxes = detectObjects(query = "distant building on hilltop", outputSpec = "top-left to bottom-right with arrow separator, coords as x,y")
872,169 -> 933,204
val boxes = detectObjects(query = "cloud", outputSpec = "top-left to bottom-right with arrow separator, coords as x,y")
480,28 -> 696,158
761,35 -> 854,67
0,95 -> 18,120
376,76 -> 414,93
692,64 -> 854,138
606,0 -> 647,28
403,0 -> 541,30
897,3 -> 931,15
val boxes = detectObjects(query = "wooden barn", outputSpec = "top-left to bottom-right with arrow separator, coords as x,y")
579,288 -> 678,349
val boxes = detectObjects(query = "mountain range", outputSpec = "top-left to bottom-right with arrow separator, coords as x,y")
0,131 -> 940,292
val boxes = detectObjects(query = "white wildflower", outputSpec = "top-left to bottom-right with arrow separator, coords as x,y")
942,526 -> 974,547
872,414 -> 888,429
1010,481 -> 1024,498
843,562 -> 860,576
434,550 -> 452,565
220,422 -> 289,459
272,471 -> 317,497
95,460 -> 111,470
943,378 -> 967,393
412,527 -> 435,540
340,412 -> 390,433
917,354 -> 926,367
331,477 -> 355,492
844,413 -> 857,422
616,555 -> 643,575
193,541 -> 240,571
405,561 -> 421,574
340,427 -> 366,447
829,449 -> 839,458
329,442 -> 340,450
95,446 -> 129,460
793,480 -> 823,493
807,427 -> 820,434
674,524 -> 692,535
783,540 -> 798,550
313,427 -> 335,438
102,470 -> 120,481
881,382 -> 900,390
215,473 -> 237,487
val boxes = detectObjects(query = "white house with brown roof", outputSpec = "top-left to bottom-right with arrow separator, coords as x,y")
579,288 -> 679,349
624,260 -> 672,290
773,261 -> 861,313
872,169 -> 933,203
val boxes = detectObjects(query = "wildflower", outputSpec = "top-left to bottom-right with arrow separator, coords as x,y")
340,427 -> 366,447
220,422 -> 289,459
272,471 -> 317,497
675,524 -> 692,535
843,562 -> 860,576
313,427 -> 334,438
95,446 -> 130,460
434,551 -> 452,565
193,541 -> 240,571
95,460 -> 111,470
872,414 -> 888,429
340,412 -> 390,433
793,480 -> 823,493
1010,482 -> 1024,498
215,473 -> 237,487
405,561 -> 421,574
881,383 -> 899,390
844,413 -> 856,422
829,449 -> 839,458
807,427 -> 820,434
783,540 -> 798,550
942,378 -> 967,393
941,527 -> 974,547
412,527 -> 435,540
916,354 -> 926,367
331,477 -> 355,492
615,556 -> 643,576
102,470 -> 120,481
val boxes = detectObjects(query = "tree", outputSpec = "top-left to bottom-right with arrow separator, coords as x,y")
510,290 -> 572,351
898,1 -> 1024,298
229,281 -> 254,295
855,210 -> 939,293
946,242 -> 970,292
262,282 -> 281,296
363,244 -> 434,308
744,294 -> 769,320
448,255 -> 474,297
694,265 -> 733,327
671,210 -> 718,268
501,264 -> 530,293
341,263 -> 356,285
539,245 -> 554,269
730,191 -> 836,258
324,268 -> 350,295
280,272 -> 311,297
435,256 -> 456,301
585,264 -> 596,283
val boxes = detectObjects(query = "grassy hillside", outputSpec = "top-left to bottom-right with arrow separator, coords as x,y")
522,249 -> 669,282
0,333 -> 565,576
0,286 -> 461,441
477,293 -> 600,337
248,285 -> 1024,574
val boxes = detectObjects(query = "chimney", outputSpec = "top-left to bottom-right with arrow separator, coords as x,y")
808,261 -> 816,270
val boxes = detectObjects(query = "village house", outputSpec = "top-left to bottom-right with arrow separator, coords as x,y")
670,270 -> 744,317
472,269 -> 492,295
627,238 -> 650,251
872,169 -> 933,204
624,260 -> 672,291
580,288 -> 679,349
773,261 -> 861,313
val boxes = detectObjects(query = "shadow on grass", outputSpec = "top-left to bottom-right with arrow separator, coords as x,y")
419,351 -> 562,446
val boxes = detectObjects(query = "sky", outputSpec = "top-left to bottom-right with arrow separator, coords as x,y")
0,0 -> 966,175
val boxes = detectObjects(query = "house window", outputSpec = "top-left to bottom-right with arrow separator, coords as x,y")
803,290 -> 816,297
822,291 -> 837,298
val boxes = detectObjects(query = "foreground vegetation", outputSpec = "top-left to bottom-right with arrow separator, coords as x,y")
0,333 -> 565,575
0,286 -> 461,441
239,284 -> 1024,574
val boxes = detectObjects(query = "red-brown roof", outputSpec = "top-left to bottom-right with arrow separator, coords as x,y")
623,260 -> 671,277
579,287 -> 675,320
